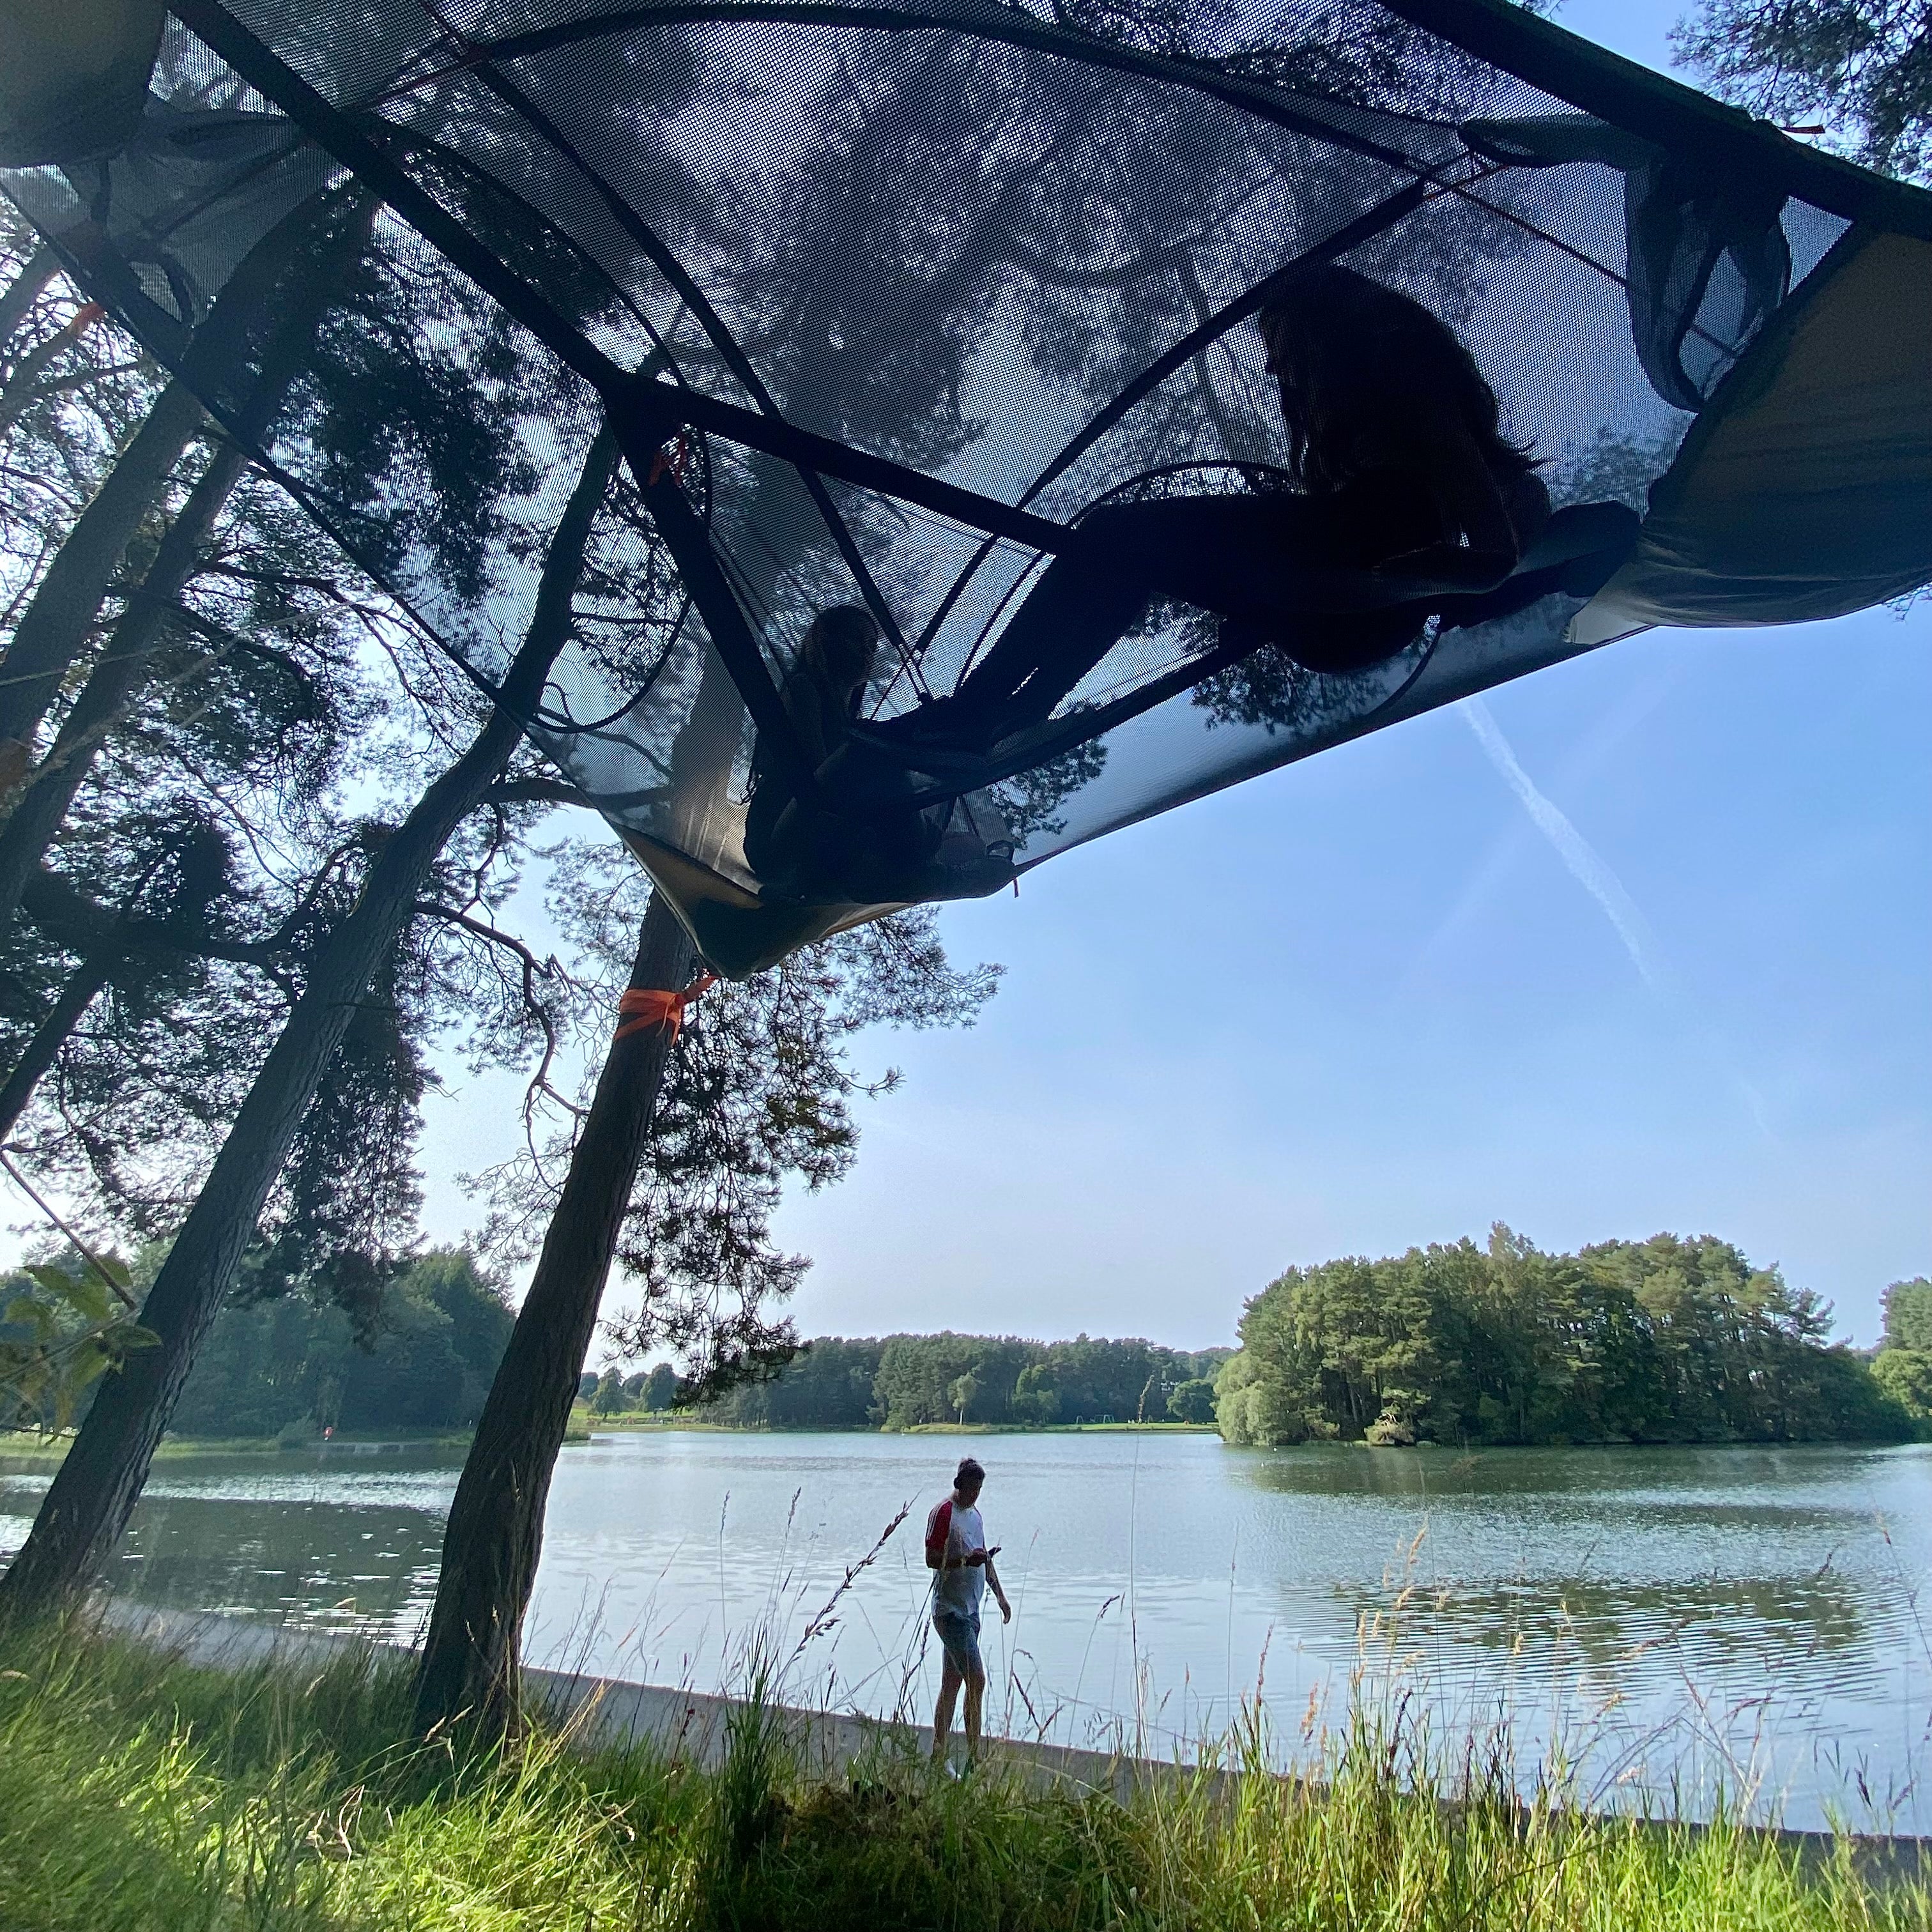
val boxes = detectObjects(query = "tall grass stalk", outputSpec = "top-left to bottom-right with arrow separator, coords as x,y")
0,1612 -> 1924,1931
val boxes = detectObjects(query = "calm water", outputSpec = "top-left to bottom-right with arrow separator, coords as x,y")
5,1430 -> 1929,1830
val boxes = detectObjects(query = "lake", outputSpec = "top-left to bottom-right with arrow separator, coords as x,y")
4,1429 -> 1929,1832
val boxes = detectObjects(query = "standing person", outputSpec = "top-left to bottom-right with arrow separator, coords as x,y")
926,1455 -> 1011,1766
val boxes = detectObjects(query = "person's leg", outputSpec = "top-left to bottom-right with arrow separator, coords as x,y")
933,1653 -> 962,1759
949,496 -> 1279,739
963,1662 -> 986,1760
948,490 -> 1411,740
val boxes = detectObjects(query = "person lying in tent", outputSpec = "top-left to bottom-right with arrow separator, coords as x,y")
744,604 -> 1015,903
871,263 -> 1627,761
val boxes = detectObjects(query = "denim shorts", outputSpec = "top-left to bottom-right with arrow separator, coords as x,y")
933,1607 -> 983,1678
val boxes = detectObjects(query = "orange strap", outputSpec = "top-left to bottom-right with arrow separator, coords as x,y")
615,973 -> 716,1043
646,429 -> 693,487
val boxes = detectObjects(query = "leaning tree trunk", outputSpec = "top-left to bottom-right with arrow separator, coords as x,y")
0,425 -> 618,1615
0,378 -> 206,760
0,245 -> 59,358
0,949 -> 115,1143
0,300 -> 107,437
413,889 -> 693,1733
412,257 -> 894,1729
0,202 -> 372,931
0,190 -> 332,762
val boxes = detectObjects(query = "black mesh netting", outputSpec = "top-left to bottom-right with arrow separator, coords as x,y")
6,0 -> 1929,971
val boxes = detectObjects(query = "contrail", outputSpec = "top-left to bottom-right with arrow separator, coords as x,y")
1459,695 -> 1666,990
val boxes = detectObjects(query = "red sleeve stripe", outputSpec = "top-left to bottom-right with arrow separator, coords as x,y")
925,1498 -> 951,1559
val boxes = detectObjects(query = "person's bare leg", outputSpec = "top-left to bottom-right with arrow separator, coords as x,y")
964,1667 -> 986,1761
933,1659 -> 962,1761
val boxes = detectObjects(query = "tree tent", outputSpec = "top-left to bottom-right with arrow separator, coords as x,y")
4,0 -> 1928,975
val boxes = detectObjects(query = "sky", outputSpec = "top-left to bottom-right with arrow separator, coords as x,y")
9,1 -> 1926,1354
438,0 -> 1928,1353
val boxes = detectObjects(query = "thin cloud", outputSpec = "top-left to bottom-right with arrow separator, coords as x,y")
1456,696 -> 1777,1142
1459,695 -> 1667,991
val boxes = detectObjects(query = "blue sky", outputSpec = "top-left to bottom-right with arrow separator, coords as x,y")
732,0 -> 1931,1351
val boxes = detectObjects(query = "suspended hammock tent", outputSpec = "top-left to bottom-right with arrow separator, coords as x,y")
4,0 -> 1929,976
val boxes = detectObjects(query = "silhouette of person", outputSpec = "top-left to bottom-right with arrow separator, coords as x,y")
888,263 -> 1554,754
742,604 -> 944,900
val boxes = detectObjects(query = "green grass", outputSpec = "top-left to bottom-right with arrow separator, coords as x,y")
0,1616 -> 1924,1931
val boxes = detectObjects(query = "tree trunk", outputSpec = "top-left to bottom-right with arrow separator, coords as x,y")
0,300 -> 105,437
0,425 -> 618,1615
0,191 -> 334,760
412,889 -> 692,1733
0,950 -> 114,1142
411,314 -> 882,1729
0,437 -> 249,924
0,245 -> 59,358
0,203 -> 372,930
0,379 -> 206,759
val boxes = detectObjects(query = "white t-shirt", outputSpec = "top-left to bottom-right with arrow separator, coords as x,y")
925,1495 -> 986,1616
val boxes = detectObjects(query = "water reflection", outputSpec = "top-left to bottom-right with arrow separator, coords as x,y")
1,1448 -> 455,1643
3,1434 -> 1927,1829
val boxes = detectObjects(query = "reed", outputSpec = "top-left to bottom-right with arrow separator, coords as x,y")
0,1613 -> 1922,1931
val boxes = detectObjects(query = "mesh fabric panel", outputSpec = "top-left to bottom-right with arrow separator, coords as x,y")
5,0 -> 1928,972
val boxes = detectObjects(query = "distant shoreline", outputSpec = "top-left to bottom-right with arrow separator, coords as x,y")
0,1417 -> 1219,1461
576,1414 -> 1222,1436
0,1426 -> 503,1463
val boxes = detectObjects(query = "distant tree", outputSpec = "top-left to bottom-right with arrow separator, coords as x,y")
588,1368 -> 631,1417
165,1248 -> 513,1439
641,1362 -> 680,1413
1871,1347 -> 1932,1428
1009,1362 -> 1062,1427
576,1371 -> 599,1403
684,1331 -> 1228,1431
1166,1378 -> 1219,1425
949,1372 -> 979,1425
1882,1278 -> 1932,1351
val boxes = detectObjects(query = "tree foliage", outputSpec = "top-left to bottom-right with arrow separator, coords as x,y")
684,1330 -> 1230,1428
0,1250 -> 153,1432
473,838 -> 999,1408
1872,1274 -> 1932,1427
167,1248 -> 514,1438
1217,1225 -> 1908,1447
1675,0 -> 1932,182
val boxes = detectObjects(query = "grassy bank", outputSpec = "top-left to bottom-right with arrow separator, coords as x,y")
0,1619 -> 1921,1931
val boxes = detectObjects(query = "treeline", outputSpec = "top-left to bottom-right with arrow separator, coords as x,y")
1218,1227 -> 1918,1448
1871,1278 -> 1932,1426
590,1333 -> 1231,1429
165,1251 -> 512,1439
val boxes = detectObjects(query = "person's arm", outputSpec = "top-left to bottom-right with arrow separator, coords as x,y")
788,675 -> 837,770
985,1553 -> 1011,1621
926,1501 -> 963,1574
